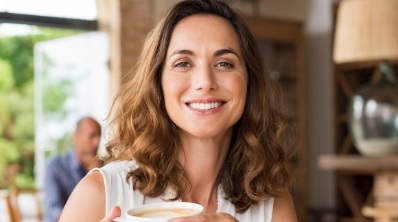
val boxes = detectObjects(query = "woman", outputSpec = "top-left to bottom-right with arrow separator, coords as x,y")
59,0 -> 298,221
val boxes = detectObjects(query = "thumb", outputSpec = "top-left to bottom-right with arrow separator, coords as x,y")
101,206 -> 122,221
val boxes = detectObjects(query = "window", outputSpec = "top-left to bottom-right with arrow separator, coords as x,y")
0,0 -> 110,189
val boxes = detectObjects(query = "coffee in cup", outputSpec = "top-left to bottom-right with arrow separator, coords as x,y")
125,202 -> 204,222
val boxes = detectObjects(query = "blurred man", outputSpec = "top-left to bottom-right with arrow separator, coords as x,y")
44,116 -> 102,222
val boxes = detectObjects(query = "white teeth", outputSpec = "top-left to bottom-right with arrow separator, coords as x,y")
188,102 -> 223,110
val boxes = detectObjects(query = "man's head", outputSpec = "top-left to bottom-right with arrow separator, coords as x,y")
73,116 -> 102,171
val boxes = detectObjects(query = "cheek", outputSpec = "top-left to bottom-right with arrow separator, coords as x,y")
236,81 -> 247,96
162,76 -> 182,112
162,77 -> 174,104
162,74 -> 189,101
228,77 -> 248,114
223,75 -> 247,97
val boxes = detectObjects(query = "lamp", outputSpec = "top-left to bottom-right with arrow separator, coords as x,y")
333,0 -> 398,66
333,0 -> 398,156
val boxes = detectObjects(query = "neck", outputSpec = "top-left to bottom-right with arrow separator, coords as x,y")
178,130 -> 232,213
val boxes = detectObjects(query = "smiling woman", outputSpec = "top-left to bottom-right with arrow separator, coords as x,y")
59,1 -> 298,222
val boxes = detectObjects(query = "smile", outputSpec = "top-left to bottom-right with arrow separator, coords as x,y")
187,102 -> 224,110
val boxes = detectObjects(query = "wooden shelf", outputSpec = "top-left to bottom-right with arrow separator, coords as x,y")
319,155 -> 398,173
319,155 -> 398,221
330,3 -> 398,221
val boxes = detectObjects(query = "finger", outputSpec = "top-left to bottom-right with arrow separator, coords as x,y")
100,206 -> 121,221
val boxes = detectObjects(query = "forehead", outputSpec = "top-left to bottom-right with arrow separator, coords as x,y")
167,14 -> 241,53
78,119 -> 100,133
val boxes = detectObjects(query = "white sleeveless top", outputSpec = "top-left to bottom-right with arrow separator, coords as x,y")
93,160 -> 274,222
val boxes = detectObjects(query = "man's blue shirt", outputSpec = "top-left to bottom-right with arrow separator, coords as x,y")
44,150 -> 87,222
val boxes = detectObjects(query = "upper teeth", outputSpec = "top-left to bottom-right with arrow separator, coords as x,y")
188,102 -> 222,110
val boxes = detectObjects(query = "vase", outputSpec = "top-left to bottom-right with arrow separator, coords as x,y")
349,62 -> 398,155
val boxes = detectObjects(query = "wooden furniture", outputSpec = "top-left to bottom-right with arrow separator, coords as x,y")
242,15 -> 308,222
0,190 -> 17,222
362,206 -> 398,222
319,155 -> 398,222
6,187 -> 43,222
325,2 -> 398,220
329,49 -> 398,222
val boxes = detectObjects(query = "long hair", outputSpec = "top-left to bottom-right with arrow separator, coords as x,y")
105,0 -> 297,213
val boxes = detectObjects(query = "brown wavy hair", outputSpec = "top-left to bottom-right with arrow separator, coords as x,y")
105,0 -> 298,213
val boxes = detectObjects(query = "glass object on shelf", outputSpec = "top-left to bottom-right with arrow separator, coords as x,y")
349,62 -> 398,155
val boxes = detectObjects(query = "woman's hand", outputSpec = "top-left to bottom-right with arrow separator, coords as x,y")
168,213 -> 238,222
100,206 -> 121,222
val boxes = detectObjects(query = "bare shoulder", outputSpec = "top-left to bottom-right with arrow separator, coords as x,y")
59,170 -> 106,222
272,190 -> 298,222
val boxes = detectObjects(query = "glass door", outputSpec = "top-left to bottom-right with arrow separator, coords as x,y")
34,31 -> 109,188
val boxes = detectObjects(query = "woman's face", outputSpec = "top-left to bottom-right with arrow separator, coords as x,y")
161,14 -> 247,139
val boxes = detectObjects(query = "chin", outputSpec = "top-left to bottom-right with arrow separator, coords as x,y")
183,128 -> 232,140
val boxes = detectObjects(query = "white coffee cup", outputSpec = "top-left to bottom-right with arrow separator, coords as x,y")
125,202 -> 204,222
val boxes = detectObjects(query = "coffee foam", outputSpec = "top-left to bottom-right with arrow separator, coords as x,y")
133,208 -> 197,218
126,202 -> 204,221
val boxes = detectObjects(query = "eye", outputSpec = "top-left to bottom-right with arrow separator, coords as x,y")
174,61 -> 191,68
216,61 -> 235,69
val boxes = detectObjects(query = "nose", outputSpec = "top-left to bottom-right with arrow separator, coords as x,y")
193,65 -> 218,91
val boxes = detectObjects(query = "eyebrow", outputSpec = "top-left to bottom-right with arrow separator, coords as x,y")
214,48 -> 240,59
168,48 -> 240,59
169,49 -> 195,58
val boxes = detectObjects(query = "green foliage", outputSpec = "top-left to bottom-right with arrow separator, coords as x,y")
0,26 -> 83,189
0,36 -> 34,88
43,79 -> 72,115
0,27 -> 80,89
0,59 -> 14,90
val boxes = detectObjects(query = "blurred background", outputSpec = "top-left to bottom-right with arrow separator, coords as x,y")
1,0 -> 397,221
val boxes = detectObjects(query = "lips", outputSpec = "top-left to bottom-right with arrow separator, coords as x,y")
186,101 -> 225,110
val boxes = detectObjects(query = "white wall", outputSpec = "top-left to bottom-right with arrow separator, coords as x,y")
305,0 -> 336,208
